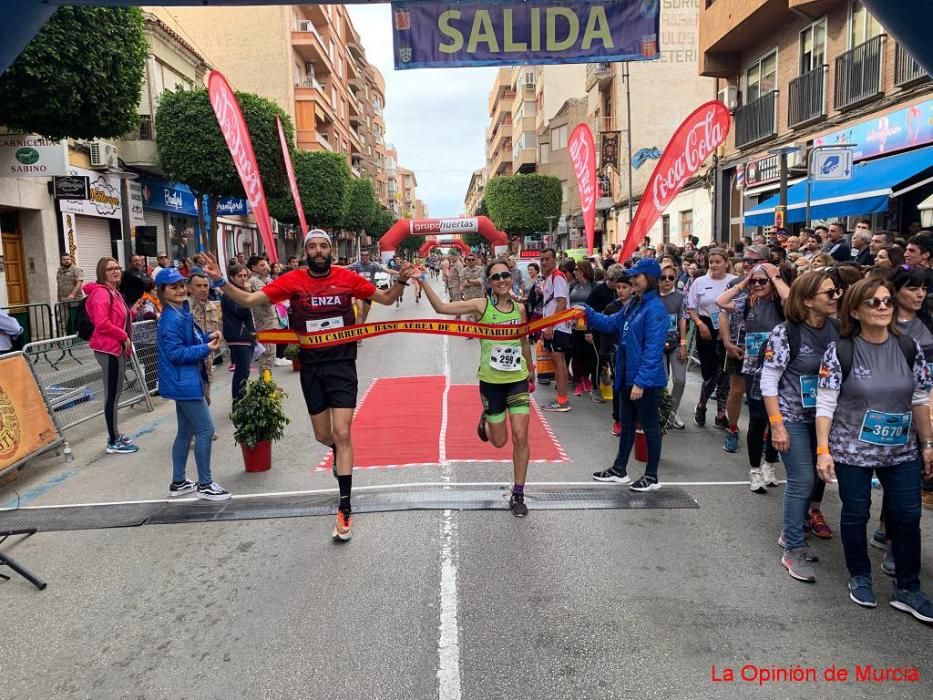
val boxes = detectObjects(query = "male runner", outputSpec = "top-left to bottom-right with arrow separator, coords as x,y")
203,230 -> 414,542
347,249 -> 398,323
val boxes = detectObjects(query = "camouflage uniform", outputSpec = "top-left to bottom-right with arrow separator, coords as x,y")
447,260 -> 463,301
249,274 -> 277,371
460,264 -> 486,301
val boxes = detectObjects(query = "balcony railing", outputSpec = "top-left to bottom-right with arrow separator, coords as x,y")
735,89 -> 777,148
292,19 -> 327,49
296,76 -> 326,93
894,43 -> 929,87
835,35 -> 885,110
788,66 -> 826,128
586,62 -> 613,89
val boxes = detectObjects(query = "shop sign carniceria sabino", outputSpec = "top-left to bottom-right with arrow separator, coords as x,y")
0,131 -> 68,177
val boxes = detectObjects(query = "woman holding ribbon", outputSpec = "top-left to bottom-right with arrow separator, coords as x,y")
584,259 -> 669,491
815,277 -> 933,622
419,258 -> 536,517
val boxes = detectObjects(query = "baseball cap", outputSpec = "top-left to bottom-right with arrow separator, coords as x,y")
154,268 -> 187,286
628,258 -> 662,279
304,228 -> 332,245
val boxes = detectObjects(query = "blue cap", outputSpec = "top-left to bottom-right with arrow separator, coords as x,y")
627,258 -> 662,279
154,268 -> 187,286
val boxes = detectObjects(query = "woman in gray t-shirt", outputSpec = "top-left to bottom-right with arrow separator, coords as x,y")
815,278 -> 933,621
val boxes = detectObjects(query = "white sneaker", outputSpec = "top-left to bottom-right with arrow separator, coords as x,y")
762,462 -> 780,487
749,468 -> 767,494
274,358 -> 291,366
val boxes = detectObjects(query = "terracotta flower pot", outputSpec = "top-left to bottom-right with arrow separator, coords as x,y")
634,430 -> 648,463
241,440 -> 272,472
291,357 -> 301,372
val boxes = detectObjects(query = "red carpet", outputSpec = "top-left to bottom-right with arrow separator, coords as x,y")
444,384 -> 567,463
315,375 -> 567,471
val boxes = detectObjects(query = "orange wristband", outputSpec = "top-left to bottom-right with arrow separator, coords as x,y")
768,414 -> 783,425
816,446 -> 830,456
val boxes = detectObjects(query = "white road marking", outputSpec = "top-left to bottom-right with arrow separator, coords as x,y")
436,333 -> 461,700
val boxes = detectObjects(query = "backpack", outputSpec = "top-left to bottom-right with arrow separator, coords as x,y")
835,334 -> 917,382
73,297 -> 95,341
74,291 -> 113,341
754,317 -> 839,370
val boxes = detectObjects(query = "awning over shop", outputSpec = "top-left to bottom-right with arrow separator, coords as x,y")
744,146 -> 933,227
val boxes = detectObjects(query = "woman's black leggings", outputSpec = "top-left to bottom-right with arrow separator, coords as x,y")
695,316 -> 728,414
746,388 -> 779,468
229,343 -> 253,403
94,351 -> 125,444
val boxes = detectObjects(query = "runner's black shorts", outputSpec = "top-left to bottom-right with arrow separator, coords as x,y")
479,379 -> 530,420
300,359 -> 358,415
543,329 -> 572,354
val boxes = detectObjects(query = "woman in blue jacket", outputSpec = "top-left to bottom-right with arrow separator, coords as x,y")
585,258 -> 669,491
155,269 -> 231,502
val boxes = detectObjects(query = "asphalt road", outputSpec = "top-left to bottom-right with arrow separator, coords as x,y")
2,279 -> 931,699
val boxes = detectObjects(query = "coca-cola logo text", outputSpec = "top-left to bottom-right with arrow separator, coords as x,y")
651,109 -> 725,212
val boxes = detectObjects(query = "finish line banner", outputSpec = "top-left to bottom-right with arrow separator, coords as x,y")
391,0 -> 660,69
258,308 -> 584,349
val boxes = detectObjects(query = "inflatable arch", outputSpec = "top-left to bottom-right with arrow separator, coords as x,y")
379,217 -> 508,263
417,237 -> 471,257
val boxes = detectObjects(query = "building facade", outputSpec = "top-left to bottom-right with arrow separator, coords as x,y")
700,0 -> 933,241
463,168 -> 485,216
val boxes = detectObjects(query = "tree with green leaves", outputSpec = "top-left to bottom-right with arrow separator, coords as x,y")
341,178 -> 378,234
484,174 -> 562,237
368,207 -> 396,240
269,149 -> 351,232
155,88 -> 293,254
0,7 -> 148,140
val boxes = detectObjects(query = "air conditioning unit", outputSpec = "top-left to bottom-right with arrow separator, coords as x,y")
89,140 -> 118,170
717,85 -> 738,111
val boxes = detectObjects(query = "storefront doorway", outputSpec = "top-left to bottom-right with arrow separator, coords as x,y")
1,212 -> 27,305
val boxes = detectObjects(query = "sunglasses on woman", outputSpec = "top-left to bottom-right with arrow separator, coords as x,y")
488,271 -> 512,282
862,296 -> 894,309
748,277 -> 770,286
659,275 -> 677,281
816,287 -> 843,299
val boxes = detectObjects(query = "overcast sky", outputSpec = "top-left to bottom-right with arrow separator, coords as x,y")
348,3 -> 495,218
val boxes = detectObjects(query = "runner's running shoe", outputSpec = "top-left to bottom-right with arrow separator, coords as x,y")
870,528 -> 889,550
723,430 -> 739,453
542,400 -> 572,412
196,482 -> 231,501
848,576 -> 877,608
807,510 -> 832,539
592,467 -> 630,484
611,421 -> 621,437
106,441 -> 138,455
781,548 -> 816,582
762,462 -> 780,487
693,403 -> 706,427
116,433 -> 135,446
169,480 -> 197,497
629,476 -> 661,492
333,509 -> 352,541
509,494 -> 528,517
777,533 -> 819,561
890,588 -> 933,623
714,415 -> 729,430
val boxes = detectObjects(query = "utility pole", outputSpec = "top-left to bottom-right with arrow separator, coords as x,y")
623,62 -> 634,232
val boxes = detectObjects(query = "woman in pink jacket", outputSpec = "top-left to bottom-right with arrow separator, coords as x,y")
83,256 -> 141,455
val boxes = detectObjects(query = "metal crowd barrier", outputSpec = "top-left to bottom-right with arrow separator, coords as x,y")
53,299 -> 82,337
2,302 -> 55,347
22,333 -> 154,433
131,320 -> 159,395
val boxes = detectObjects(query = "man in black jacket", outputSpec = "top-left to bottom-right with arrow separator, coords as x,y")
120,255 -> 153,306
825,222 -> 851,262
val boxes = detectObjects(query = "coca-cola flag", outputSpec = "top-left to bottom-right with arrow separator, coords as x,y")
569,123 -> 597,255
276,116 -> 308,235
620,101 -> 730,262
207,70 -> 279,263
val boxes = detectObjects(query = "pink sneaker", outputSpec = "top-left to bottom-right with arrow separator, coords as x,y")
573,384 -> 584,397
581,377 -> 593,393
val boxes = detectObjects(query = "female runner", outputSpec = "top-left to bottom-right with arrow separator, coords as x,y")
420,258 -> 536,517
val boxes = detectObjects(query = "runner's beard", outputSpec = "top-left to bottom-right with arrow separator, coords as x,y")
307,254 -> 332,275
